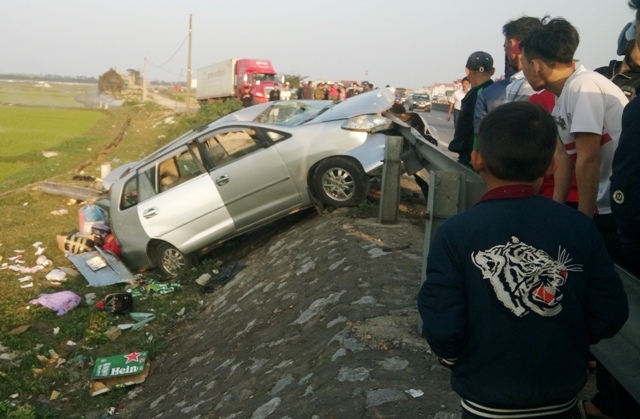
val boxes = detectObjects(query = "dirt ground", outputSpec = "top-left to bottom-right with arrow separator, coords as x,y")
111,176 -> 596,419
106,176 -> 464,419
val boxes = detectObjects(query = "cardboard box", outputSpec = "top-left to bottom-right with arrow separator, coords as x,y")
90,352 -> 150,396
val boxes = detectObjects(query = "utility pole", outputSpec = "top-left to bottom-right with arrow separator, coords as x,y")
185,14 -> 193,116
142,57 -> 148,102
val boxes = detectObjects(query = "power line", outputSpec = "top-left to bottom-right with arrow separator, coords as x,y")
147,32 -> 189,76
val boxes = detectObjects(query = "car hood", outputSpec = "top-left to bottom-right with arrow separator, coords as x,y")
307,88 -> 395,124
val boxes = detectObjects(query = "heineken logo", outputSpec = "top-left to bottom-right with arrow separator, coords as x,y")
92,351 -> 148,379
111,365 -> 140,375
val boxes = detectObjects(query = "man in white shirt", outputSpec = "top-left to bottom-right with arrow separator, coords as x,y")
446,77 -> 469,130
521,16 -> 628,276
280,82 -> 291,100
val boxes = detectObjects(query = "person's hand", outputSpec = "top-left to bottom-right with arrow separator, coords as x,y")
446,115 -> 451,122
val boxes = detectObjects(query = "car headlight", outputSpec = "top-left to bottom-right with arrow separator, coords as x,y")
341,115 -> 392,133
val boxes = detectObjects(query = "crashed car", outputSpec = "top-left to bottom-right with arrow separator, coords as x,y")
409,94 -> 432,112
100,88 -> 438,277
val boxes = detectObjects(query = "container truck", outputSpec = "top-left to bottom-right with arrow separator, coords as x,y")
196,58 -> 277,105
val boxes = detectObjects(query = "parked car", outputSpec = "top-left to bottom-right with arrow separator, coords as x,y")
100,88 -> 438,277
409,94 -> 432,112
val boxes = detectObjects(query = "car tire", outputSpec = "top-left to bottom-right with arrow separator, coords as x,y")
313,157 -> 369,207
155,242 -> 196,277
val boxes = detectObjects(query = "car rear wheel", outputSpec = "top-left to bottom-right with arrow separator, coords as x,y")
313,157 -> 369,207
155,242 -> 195,277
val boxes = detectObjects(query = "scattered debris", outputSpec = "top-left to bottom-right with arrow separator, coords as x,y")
197,262 -> 246,293
90,352 -> 150,396
8,325 -> 31,335
29,291 -> 82,316
68,247 -> 134,286
50,209 -> 69,216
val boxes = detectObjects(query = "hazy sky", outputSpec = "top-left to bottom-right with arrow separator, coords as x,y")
1,0 -> 635,88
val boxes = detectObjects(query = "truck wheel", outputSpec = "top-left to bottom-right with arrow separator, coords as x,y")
312,157 -> 369,207
155,242 -> 196,278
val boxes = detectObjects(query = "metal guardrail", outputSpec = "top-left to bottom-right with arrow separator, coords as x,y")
402,126 -> 640,403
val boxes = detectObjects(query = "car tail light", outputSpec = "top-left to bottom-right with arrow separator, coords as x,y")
341,115 -> 392,133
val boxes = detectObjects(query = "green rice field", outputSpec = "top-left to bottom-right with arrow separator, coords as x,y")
0,79 -> 111,193
0,80 -> 97,108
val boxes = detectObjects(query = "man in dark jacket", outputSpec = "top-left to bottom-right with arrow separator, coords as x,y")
448,51 -> 494,166
595,19 -> 640,100
420,102 -> 628,419
269,83 -> 281,101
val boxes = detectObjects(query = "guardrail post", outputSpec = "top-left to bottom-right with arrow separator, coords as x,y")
378,135 -> 403,224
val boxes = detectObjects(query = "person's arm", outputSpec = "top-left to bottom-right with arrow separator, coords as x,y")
473,93 -> 488,135
574,132 -> 602,218
583,224 -> 628,343
552,138 -> 573,204
447,101 -> 454,121
418,229 -> 466,363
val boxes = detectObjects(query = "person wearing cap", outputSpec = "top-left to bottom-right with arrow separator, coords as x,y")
595,19 -> 640,100
269,83 -> 281,102
448,51 -> 494,166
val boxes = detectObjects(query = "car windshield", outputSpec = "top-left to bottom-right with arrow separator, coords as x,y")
252,101 -> 333,126
413,94 -> 430,101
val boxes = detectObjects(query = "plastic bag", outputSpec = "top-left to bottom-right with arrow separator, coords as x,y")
29,291 -> 82,316
78,204 -> 106,235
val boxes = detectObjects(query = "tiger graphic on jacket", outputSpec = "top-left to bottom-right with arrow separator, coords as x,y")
472,236 -> 583,317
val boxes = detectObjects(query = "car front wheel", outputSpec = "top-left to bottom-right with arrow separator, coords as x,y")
155,242 -> 195,277
313,157 -> 369,207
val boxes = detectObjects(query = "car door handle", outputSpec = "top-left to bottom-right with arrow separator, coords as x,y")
216,175 -> 230,186
143,207 -> 159,219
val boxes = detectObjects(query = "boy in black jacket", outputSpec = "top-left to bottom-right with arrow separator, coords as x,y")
418,101 -> 628,418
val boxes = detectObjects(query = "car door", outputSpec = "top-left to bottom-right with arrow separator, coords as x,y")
136,141 -> 236,253
198,126 -> 301,231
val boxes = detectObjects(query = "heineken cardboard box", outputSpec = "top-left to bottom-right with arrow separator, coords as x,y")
90,352 -> 150,396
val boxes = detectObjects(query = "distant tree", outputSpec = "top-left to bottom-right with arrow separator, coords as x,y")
280,73 -> 307,89
127,68 -> 142,86
98,68 -> 125,95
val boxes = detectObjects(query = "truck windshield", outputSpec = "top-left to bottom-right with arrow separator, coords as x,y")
253,73 -> 277,83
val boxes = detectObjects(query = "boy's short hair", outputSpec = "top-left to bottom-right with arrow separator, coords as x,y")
502,16 -> 542,41
520,17 -> 579,66
477,101 -> 557,182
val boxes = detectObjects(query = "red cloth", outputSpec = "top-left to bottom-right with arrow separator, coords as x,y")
529,90 -> 579,203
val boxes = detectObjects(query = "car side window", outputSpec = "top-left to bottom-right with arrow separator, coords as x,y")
158,146 -> 203,192
120,177 -> 139,210
264,130 -> 287,143
201,128 -> 264,167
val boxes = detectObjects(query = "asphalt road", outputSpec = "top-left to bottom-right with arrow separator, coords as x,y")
413,108 -> 455,147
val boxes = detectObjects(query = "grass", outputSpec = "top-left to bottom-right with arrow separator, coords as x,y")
0,88 -> 240,417
0,81 -> 97,108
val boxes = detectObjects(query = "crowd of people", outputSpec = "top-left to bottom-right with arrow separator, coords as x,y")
240,80 -> 376,107
421,2 -> 640,418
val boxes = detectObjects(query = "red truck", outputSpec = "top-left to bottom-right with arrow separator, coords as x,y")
196,58 -> 277,105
